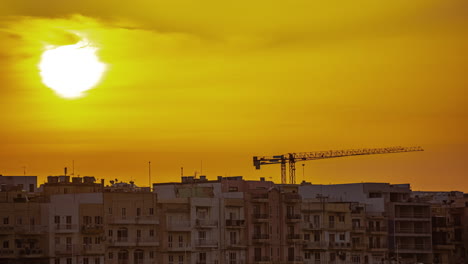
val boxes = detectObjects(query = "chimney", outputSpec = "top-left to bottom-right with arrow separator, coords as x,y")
260,177 -> 265,181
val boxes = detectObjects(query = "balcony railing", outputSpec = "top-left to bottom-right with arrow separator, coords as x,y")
55,244 -> 77,254
302,222 -> 321,229
286,214 -> 302,221
397,244 -> 431,250
54,224 -> 78,232
252,214 -> 269,220
287,234 -> 302,240
82,244 -> 104,254
253,234 -> 270,240
81,224 -> 104,234
251,194 -> 268,200
15,225 -> 48,234
226,219 -> 245,227
328,242 -> 351,249
136,237 -> 159,246
195,219 -> 217,227
303,241 -> 328,249
167,220 -> 191,230
367,226 -> 387,232
18,248 -> 44,257
195,239 -> 217,247
396,212 -> 430,218
396,227 -> 430,234
284,193 -> 301,202
254,256 -> 271,262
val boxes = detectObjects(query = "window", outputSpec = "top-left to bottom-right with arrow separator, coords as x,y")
168,255 -> 174,264
313,215 -> 320,225
29,184 -> 34,192
339,233 -> 345,240
95,216 -> 102,224
329,233 -> 335,243
178,235 -> 183,247
83,258 -> 89,264
178,255 -> 184,264
304,234 -> 310,241
198,231 -> 206,240
230,231 -> 237,244
55,259 -> 60,264
108,230 -> 113,237
16,217 -> 22,225
94,257 -> 100,264
117,228 -> 128,242
314,252 -> 321,261
30,217 -> 35,226
121,208 -> 126,217
149,251 -> 154,259
95,237 -> 101,244
55,237 -> 60,245
168,235 -> 173,248
304,252 -> 310,260
339,215 -> 345,222
66,216 -> 72,228
330,253 -> 336,261
149,229 -> 154,237
3,217 -> 8,225
3,240 -> 9,248
136,208 -> 141,217
108,252 -> 113,259
108,208 -> 112,214
149,208 -> 154,215
66,258 -> 72,264
369,192 -> 382,198
229,252 -> 237,264
137,230 -> 141,238
352,255 -> 361,263
254,248 -> 261,261
228,187 -> 238,192
83,216 -> 92,225
199,252 -> 206,262
314,231 -> 320,242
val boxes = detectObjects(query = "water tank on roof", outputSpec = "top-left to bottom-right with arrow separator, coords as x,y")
58,176 -> 70,183
83,176 -> 96,184
48,176 -> 59,183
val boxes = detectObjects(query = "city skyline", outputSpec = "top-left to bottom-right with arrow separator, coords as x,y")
1,0 -> 467,191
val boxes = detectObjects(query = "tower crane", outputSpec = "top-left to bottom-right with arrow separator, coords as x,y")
253,146 -> 424,184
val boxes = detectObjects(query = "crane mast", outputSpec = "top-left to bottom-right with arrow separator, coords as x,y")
253,146 -> 424,184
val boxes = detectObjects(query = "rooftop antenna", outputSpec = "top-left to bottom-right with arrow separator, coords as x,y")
181,167 -> 184,178
64,167 -> 67,176
22,166 -> 26,176
148,161 -> 151,190
302,164 -> 305,183
72,160 -> 75,176
200,160 -> 203,175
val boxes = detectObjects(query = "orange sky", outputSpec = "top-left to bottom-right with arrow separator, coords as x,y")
0,0 -> 467,191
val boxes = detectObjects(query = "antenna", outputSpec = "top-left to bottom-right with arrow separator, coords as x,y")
181,167 -> 184,177
72,160 -> 75,176
200,160 -> 203,175
148,161 -> 151,190
22,166 -> 26,176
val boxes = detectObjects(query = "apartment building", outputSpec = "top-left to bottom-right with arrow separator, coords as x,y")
1,174 -> 468,264
0,190 -> 48,264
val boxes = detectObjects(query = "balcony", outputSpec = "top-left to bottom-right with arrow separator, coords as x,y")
395,227 -> 431,235
301,222 -> 321,230
81,224 -> 104,234
287,234 -> 302,243
227,242 -> 247,249
109,237 -> 134,247
55,244 -> 76,255
195,219 -> 217,228
351,225 -> 366,233
287,256 -> 303,263
352,243 -> 367,250
18,248 -> 44,258
303,241 -> 327,249
136,237 -> 160,246
195,239 -> 217,248
167,220 -> 191,231
367,226 -> 387,234
0,249 -> 14,257
54,224 -> 79,233
284,193 -> 301,203
252,214 -> 269,222
252,234 -> 270,243
226,219 -> 245,228
397,243 -> 431,252
254,256 -> 271,264
286,214 -> 302,222
328,242 -> 351,249
167,245 -> 192,251
106,215 -> 159,225
251,193 -> 269,203
396,212 -> 430,219
0,225 -> 14,234
82,244 -> 104,254
15,225 -> 47,235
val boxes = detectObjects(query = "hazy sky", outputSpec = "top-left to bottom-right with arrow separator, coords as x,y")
0,0 -> 467,190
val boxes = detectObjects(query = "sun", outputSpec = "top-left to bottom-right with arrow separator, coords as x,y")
39,39 -> 106,98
